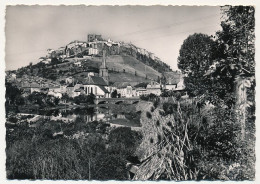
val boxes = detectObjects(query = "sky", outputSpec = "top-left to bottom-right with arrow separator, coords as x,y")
5,5 -> 222,71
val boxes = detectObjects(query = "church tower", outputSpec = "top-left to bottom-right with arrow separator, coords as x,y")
99,50 -> 109,82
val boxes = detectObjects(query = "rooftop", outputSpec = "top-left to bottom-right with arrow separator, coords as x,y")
83,76 -> 108,86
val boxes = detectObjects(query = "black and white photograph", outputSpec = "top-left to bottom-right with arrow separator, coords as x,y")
2,1 -> 258,182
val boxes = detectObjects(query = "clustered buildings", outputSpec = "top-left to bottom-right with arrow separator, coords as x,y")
38,34 -> 165,66
7,61 -> 185,100
6,34 -> 184,100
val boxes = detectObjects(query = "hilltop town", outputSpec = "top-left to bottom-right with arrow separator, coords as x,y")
6,34 -> 185,100
5,6 -> 256,181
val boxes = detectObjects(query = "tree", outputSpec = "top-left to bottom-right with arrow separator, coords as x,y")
178,33 -> 217,98
61,94 -> 70,103
28,92 -> 47,106
108,127 -> 142,156
178,6 -> 255,140
51,57 -> 59,65
5,82 -> 22,105
54,97 -> 60,105
157,76 -> 160,83
212,6 -> 255,139
111,90 -> 118,98
60,80 -> 66,85
135,82 -> 148,88
15,96 -> 25,106
86,94 -> 96,104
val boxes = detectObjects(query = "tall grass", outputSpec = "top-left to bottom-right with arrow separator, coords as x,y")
134,98 -> 255,180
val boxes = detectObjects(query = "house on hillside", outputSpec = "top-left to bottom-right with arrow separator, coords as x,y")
48,91 -> 62,98
60,85 -> 67,94
74,88 -> 85,97
65,76 -> 75,84
149,52 -> 155,60
113,82 -> 138,98
137,48 -> 145,56
66,83 -> 84,97
41,58 -> 51,64
146,81 -> 161,96
87,42 -> 99,55
164,77 -> 179,91
21,82 -> 42,94
163,71 -> 185,91
48,85 -> 61,93
88,34 -> 103,42
83,75 -> 110,98
176,78 -> 185,91
38,57 -> 47,63
136,87 -> 148,96
74,61 -> 82,67
46,49 -> 54,58
165,83 -> 177,91
66,83 -> 75,97
119,43 -> 132,56
7,73 -> 16,82
117,84 -> 134,98
30,82 -> 42,93
106,86 -> 118,95
110,43 -> 120,55
96,42 -> 105,55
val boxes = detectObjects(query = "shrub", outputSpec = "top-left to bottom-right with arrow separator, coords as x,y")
146,111 -> 152,119
8,117 -> 18,123
162,102 -> 178,116
108,127 -> 142,156
140,93 -> 157,101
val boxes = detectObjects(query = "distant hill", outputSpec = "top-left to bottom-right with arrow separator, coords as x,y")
13,34 -> 174,85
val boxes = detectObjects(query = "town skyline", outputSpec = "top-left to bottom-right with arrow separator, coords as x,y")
5,5 -> 221,71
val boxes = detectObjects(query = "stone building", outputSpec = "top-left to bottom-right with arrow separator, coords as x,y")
99,50 -> 109,82
88,34 -> 103,42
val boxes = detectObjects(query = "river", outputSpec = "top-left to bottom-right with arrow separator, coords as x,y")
18,105 -> 141,128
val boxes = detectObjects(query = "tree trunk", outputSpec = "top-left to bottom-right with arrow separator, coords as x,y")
89,158 -> 91,180
235,76 -> 248,140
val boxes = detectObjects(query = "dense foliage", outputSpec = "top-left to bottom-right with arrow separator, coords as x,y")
5,82 -> 24,106
73,94 -> 95,105
135,98 -> 255,180
6,119 -> 142,180
178,6 -> 255,106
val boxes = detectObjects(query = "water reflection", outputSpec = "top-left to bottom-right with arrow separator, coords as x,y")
35,107 -> 123,123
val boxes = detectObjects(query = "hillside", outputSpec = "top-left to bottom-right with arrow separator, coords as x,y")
69,55 -> 161,81
109,72 -> 150,84
13,34 -> 173,84
106,55 -> 161,80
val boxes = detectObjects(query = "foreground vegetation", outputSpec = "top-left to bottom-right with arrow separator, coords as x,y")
6,117 -> 142,180
5,6 -> 255,181
135,96 -> 255,180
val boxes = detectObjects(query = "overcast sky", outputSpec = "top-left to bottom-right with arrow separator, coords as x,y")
5,5 -> 222,71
